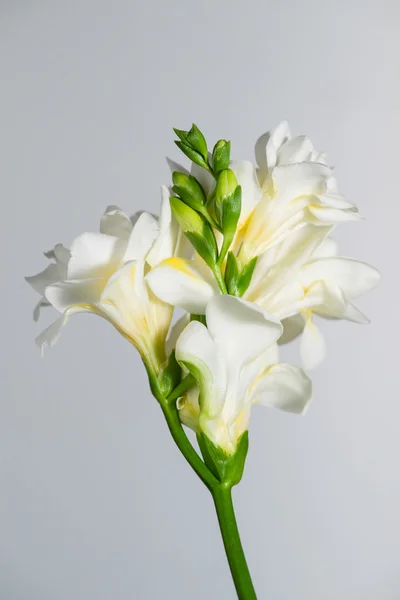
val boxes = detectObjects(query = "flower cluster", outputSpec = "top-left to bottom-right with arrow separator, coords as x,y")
26,122 -> 379,457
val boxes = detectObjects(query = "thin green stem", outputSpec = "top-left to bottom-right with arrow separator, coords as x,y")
212,486 -> 257,600
160,402 -> 219,492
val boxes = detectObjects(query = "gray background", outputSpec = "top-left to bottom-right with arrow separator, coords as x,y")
1,1 -> 399,598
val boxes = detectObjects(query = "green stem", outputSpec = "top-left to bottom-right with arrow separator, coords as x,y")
212,486 -> 257,600
166,374 -> 195,404
160,402 -> 219,492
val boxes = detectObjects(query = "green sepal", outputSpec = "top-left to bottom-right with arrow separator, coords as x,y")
172,172 -> 206,212
174,141 -> 209,170
158,351 -> 182,397
212,140 -> 231,176
197,431 -> 249,487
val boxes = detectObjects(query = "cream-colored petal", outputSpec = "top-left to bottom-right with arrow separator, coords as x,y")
45,278 -> 107,313
300,315 -> 326,370
206,295 -> 282,369
67,232 -> 125,280
123,212 -> 159,263
300,257 -> 381,299
100,206 -> 133,240
253,363 -> 312,414
146,258 -> 219,314
230,160 -> 263,227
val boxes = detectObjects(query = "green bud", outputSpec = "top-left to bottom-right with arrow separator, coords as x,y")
173,123 -> 208,163
215,169 -> 238,207
170,197 -> 218,267
172,172 -> 206,212
158,351 -> 181,397
224,253 -> 258,297
212,139 -> 231,175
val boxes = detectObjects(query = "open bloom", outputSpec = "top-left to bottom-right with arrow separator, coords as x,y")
147,222 -> 380,370
175,295 -> 312,455
26,187 -> 185,373
229,121 -> 361,263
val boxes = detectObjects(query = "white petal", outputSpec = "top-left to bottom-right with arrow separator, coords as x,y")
176,320 -> 226,418
100,206 -> 133,239
190,163 -> 215,196
146,258 -> 219,314
308,205 -> 361,223
230,160 -> 263,227
305,281 -> 348,318
266,121 -> 291,170
317,193 -> 356,210
123,212 -> 159,263
300,315 -> 326,370
277,135 -> 314,165
300,257 -> 380,299
147,186 -> 179,267
35,314 -> 69,356
25,264 -> 63,296
254,363 -> 312,414
33,298 -> 51,321
45,278 -> 107,313
343,303 -> 370,324
278,313 -> 306,344
67,232 -> 125,280
165,313 -> 190,356
272,162 -> 332,203
44,244 -> 71,267
311,237 -> 339,259
206,295 -> 283,369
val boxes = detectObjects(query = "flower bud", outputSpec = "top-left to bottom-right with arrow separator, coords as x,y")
215,169 -> 238,207
170,197 -> 218,267
174,123 -> 208,166
212,140 -> 231,176
172,172 -> 206,212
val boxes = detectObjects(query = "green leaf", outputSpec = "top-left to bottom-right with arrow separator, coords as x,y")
174,141 -> 209,169
237,256 -> 258,296
172,172 -> 206,212
212,140 -> 231,176
197,431 -> 249,486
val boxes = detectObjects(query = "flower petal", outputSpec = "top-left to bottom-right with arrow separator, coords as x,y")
230,160 -> 263,227
266,121 -> 291,170
147,186 -> 181,267
300,315 -> 326,370
278,313 -> 306,344
146,258 -> 219,314
123,212 -> 159,263
175,320 -> 226,418
206,295 -> 283,369
307,205 -> 361,223
277,135 -> 314,165
67,232 -> 125,280
33,298 -> 51,322
272,162 -> 332,203
45,278 -> 107,313
300,257 -> 381,299
100,206 -> 133,240
25,264 -> 63,296
253,363 -> 312,413
35,314 -> 69,356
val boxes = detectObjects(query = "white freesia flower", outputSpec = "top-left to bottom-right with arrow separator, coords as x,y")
175,295 -> 312,455
146,224 -> 380,370
26,187 -> 185,373
230,121 -> 360,262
